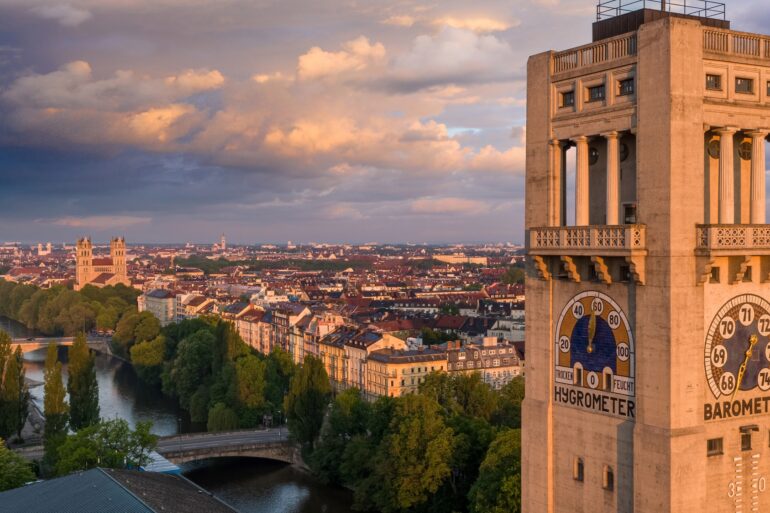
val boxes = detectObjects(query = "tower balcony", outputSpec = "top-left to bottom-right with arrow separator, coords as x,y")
528,224 -> 647,284
696,224 -> 770,256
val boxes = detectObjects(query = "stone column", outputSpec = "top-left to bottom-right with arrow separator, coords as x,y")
604,131 -> 620,225
716,128 -> 737,224
573,136 -> 589,226
549,139 -> 562,226
747,131 -> 768,224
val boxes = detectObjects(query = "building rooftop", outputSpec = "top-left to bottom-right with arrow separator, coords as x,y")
593,0 -> 728,40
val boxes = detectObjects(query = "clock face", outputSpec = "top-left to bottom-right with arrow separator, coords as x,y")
705,294 -> 770,399
554,291 -> 635,397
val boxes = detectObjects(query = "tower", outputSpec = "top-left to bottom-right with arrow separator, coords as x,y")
220,233 -> 226,252
110,237 -> 127,281
524,2 -> 770,512
75,237 -> 93,291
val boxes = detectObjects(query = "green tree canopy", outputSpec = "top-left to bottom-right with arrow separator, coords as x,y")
285,355 -> 331,450
0,439 -> 35,491
129,335 -> 166,385
0,345 -> 29,440
207,402 -> 240,432
67,333 -> 100,430
43,344 -> 69,471
55,419 -> 158,476
468,429 -> 522,513
235,354 -> 266,410
169,329 -> 215,409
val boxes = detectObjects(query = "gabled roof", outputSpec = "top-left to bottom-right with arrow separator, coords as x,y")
91,272 -> 116,285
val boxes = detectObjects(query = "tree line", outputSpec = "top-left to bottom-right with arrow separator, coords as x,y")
285,364 -> 524,513
125,317 -> 297,431
0,282 -> 139,336
174,255 -> 373,275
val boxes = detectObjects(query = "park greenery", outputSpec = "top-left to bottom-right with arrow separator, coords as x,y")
126,317 -> 297,431
304,373 -> 525,513
43,344 -> 68,470
67,333 -> 100,430
0,281 -> 139,335
0,440 -> 35,491
174,255 -> 373,275
0,332 -> 29,441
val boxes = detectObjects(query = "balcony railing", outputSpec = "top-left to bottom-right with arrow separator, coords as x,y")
597,0 -> 726,21
697,225 -> 770,254
704,28 -> 770,60
553,32 -> 637,74
529,224 -> 646,255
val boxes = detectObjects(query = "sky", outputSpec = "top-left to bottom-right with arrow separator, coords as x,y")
0,0 -> 767,244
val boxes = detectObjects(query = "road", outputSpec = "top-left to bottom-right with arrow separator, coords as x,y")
156,428 -> 289,453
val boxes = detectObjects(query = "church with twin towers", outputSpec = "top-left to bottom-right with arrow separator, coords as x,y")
524,0 -> 770,511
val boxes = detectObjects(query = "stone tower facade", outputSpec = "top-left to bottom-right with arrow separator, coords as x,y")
523,3 -> 770,512
75,237 -> 93,291
74,236 -> 130,290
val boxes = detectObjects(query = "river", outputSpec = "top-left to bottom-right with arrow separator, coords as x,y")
9,316 -> 355,513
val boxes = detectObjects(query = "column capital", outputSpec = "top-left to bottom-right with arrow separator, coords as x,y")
601,130 -> 620,140
549,138 -> 562,147
745,129 -> 770,138
570,135 -> 588,144
714,126 -> 739,135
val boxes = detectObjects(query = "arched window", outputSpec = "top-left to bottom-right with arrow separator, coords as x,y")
573,457 -> 584,482
603,465 -> 614,491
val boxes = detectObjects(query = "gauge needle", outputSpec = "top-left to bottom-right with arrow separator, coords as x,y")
733,334 -> 758,399
587,313 -> 596,354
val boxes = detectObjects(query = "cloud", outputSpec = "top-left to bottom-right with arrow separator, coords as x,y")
410,197 -> 489,215
30,3 -> 92,26
382,15 -> 415,27
297,36 -> 386,80
387,27 -> 518,92
433,16 -> 517,33
51,215 -> 152,229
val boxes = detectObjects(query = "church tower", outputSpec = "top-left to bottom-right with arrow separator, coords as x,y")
523,1 -> 770,512
110,237 -> 127,282
75,237 -> 93,291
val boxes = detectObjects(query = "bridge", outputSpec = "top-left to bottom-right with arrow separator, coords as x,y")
156,428 -> 298,465
14,428 -> 300,466
11,336 -> 110,354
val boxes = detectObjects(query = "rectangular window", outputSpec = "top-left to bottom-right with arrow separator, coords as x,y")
767,81 -> 770,97
742,433 -> 753,451
618,78 -> 634,96
588,84 -> 605,102
561,90 -> 575,107
706,74 -> 722,91
736,77 -> 754,94
707,438 -> 723,456
603,466 -> 614,491
573,457 -> 584,482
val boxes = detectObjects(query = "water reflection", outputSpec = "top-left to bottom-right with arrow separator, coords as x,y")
184,458 -> 355,513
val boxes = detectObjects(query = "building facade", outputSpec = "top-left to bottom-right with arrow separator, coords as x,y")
75,237 -> 130,290
524,3 -> 770,512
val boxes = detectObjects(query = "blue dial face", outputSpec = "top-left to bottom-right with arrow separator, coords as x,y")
705,295 -> 770,399
555,291 -> 634,396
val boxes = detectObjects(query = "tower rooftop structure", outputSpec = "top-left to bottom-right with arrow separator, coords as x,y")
594,0 -> 728,41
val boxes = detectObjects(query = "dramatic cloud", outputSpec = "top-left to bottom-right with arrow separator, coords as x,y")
51,215 -> 152,229
297,36 -> 386,80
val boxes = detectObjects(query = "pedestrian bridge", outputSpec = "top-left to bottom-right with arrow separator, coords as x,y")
156,428 -> 299,465
11,337 -> 109,354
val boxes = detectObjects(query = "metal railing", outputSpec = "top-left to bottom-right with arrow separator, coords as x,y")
597,0 -> 726,21
553,32 -> 637,73
529,225 -> 646,253
704,28 -> 770,59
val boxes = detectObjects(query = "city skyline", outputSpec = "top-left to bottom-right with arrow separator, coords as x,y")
0,0 -> 768,245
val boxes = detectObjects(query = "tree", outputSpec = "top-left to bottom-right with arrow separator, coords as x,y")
130,335 -> 166,385
67,333 -> 100,430
493,376 -> 524,428
369,394 -> 455,513
0,439 -> 35,491
502,267 -> 525,285
468,429 -> 522,513
95,307 -> 119,331
133,312 -> 161,344
0,347 -> 28,440
235,354 -> 266,410
207,402 -> 240,432
264,347 -> 295,409
169,330 -> 215,409
43,344 -> 69,471
285,355 -> 331,450
55,419 -> 158,476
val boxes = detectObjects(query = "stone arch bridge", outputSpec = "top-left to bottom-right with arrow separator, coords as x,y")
156,428 -> 300,465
